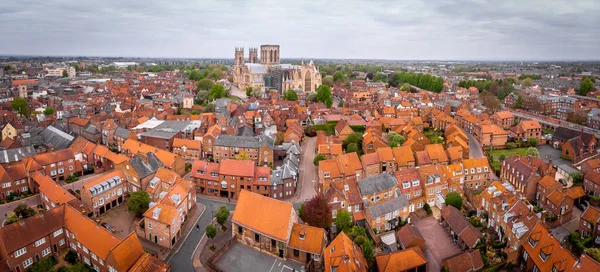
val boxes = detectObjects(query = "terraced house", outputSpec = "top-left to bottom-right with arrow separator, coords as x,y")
80,169 -> 128,217
212,135 -> 274,166
359,173 -> 410,234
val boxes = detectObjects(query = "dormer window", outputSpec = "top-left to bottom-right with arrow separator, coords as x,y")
540,250 -> 550,261
528,237 -> 538,247
299,229 -> 306,240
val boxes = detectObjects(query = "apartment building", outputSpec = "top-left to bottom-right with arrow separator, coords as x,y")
491,111 -> 515,130
80,169 -> 128,217
213,135 -> 274,166
510,120 -> 542,142
462,158 -> 492,191
501,155 -> 554,201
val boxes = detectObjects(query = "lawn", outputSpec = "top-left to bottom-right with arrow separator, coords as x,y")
423,128 -> 445,144
315,121 -> 338,136
490,147 -> 529,159
543,128 -> 555,135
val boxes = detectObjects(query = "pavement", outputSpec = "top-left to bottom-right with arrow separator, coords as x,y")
466,132 -> 485,159
288,137 -> 317,208
97,204 -> 136,239
412,216 -> 462,272
167,196 -> 235,272
214,242 -> 305,272
551,207 -> 583,243
537,144 -> 571,167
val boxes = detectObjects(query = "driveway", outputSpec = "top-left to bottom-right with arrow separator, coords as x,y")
537,145 -> 571,167
167,196 -> 235,271
97,204 -> 136,239
551,207 -> 582,243
466,133 -> 484,159
412,216 -> 462,272
214,242 -> 304,272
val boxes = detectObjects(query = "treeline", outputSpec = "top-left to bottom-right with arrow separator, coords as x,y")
518,74 -> 542,80
459,79 -> 515,100
389,72 -> 444,93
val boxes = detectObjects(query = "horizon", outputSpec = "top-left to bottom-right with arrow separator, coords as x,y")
1,0 -> 599,61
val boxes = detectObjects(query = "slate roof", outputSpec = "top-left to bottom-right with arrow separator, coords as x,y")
214,134 -> 273,149
553,127 -> 596,143
367,195 -> 409,218
28,125 -> 75,150
130,156 -> 162,179
0,146 -> 36,163
237,126 -> 254,137
115,127 -> 131,138
358,172 -> 398,196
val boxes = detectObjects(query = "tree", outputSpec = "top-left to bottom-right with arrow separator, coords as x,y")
43,108 -> 54,115
387,132 -> 405,146
372,72 -> 388,83
245,87 -> 253,97
306,93 -> 317,102
302,194 -> 332,228
14,204 -> 36,219
127,191 -> 150,217
527,138 -> 539,147
66,263 -> 94,272
202,103 -> 216,113
315,85 -> 333,108
216,205 -> 230,225
512,94 -> 524,109
196,90 -> 209,105
424,203 -> 432,215
251,87 -> 263,98
346,143 -> 359,153
521,78 -> 534,87
135,66 -> 145,73
499,154 -> 506,161
208,84 -> 227,101
62,69 -> 68,77
283,90 -> 298,101
360,239 -> 375,262
322,76 -> 334,87
335,210 -> 352,233
579,78 -> 596,96
233,150 -> 250,160
5,212 -> 18,225
445,192 -> 463,210
479,91 -> 501,113
526,147 -> 540,157
64,250 -> 79,264
206,224 -> 217,239
586,248 -> 600,262
188,70 -> 204,81
314,154 -> 326,166
333,71 -> 346,83
400,83 -> 410,92
298,202 -> 305,221
12,97 -> 29,117
196,79 -> 214,92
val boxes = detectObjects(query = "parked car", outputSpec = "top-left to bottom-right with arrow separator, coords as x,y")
576,202 -> 587,211
100,222 -> 111,230
559,178 -> 568,186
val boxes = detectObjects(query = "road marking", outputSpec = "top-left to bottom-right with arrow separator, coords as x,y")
269,259 -> 278,272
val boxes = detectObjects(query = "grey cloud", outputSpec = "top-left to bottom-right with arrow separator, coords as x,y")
0,0 -> 598,60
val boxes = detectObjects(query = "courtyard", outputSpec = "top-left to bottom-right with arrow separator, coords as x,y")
213,242 -> 305,272
412,216 -> 462,272
96,204 -> 136,239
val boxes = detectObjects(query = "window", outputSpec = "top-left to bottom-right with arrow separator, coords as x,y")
403,183 -> 410,189
35,238 -> 46,247
23,258 -> 33,268
254,233 -> 260,242
540,251 -> 550,261
148,223 -> 152,229
293,249 -> 300,257
523,251 -> 528,261
54,229 -> 63,237
529,238 -> 538,247
42,247 -> 51,257
15,247 -> 26,257
412,180 -> 419,186
59,239 -> 65,246
332,210 -> 337,218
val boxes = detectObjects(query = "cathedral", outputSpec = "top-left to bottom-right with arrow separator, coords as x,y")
232,45 -> 322,93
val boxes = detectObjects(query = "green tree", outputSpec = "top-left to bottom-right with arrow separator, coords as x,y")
526,147 -> 540,157
196,90 -> 209,105
188,70 -> 204,81
43,108 -> 54,115
527,138 -> 539,147
196,79 -> 214,92
521,78 -> 534,87
499,154 -> 506,161
445,192 -> 463,210
208,84 -> 227,101
306,93 -> 317,102
360,239 -> 375,261
386,132 -> 406,146
335,210 -> 352,233
346,143 -> 359,153
62,69 -> 69,77
206,224 -> 217,239
12,97 -> 29,117
283,90 -> 298,101
29,256 -> 57,272
343,132 -> 363,150
579,78 -> 596,96
400,83 -> 410,92
512,94 -> 524,109
245,87 -> 253,97
298,202 -> 305,221
64,250 -> 79,264
216,205 -> 230,225
586,248 -> 600,262
372,72 -> 388,83
14,204 -> 36,219
66,263 -> 94,272
314,154 -> 326,166
5,212 -> 18,225
322,76 -> 334,87
315,85 -> 333,108
127,191 -> 150,217
203,103 -> 216,113
135,66 -> 145,73
333,71 -> 346,83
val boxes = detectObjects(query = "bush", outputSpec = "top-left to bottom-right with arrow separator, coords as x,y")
29,256 -> 57,272
424,203 -> 432,215
313,154 -> 326,166
545,214 -> 558,222
127,191 -> 150,217
445,192 -> 463,210
64,250 -> 79,264
527,138 -> 539,147
498,154 -> 506,161
209,245 -> 216,251
206,224 -> 217,239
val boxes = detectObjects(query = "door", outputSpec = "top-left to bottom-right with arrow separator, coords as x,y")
154,235 -> 158,244
53,244 -> 58,252
306,253 -> 311,263
279,249 -> 284,258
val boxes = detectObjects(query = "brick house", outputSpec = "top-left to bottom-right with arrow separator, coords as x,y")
287,223 -> 327,264
579,206 -> 600,242
0,204 -> 169,272
510,120 -> 542,143
395,169 -> 425,214
360,147 -> 395,178
334,120 -> 355,141
80,169 -> 128,217
376,247 -> 427,272
476,124 -> 508,147
462,158 -> 492,192
442,250 -> 484,272
500,155 -> 554,201
324,232 -> 368,272
418,165 -> 449,208
425,144 -> 448,166
396,225 -> 426,252
32,171 -> 75,210
584,171 -> 600,197
391,146 -> 415,170
113,127 -> 136,152
213,135 -> 274,167
121,139 -> 186,176
521,222 -> 576,272
440,205 -> 483,250
26,149 -> 82,182
318,152 -> 364,193
171,138 -> 201,162
491,111 -> 515,130
191,159 -> 273,200
359,173 -> 410,234
201,124 -> 221,158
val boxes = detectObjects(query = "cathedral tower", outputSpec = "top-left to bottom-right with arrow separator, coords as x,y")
260,45 -> 280,65
249,48 -> 258,63
234,47 -> 245,66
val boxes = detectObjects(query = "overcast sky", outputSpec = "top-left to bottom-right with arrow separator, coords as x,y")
1,0 -> 599,60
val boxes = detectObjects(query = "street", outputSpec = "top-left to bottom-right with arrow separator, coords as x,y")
167,196 -> 235,271
290,136 -> 317,205
466,132 -> 485,159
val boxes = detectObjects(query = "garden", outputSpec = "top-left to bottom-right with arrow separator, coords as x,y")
423,128 -> 445,144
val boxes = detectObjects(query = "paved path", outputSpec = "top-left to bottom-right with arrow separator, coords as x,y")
412,216 -> 462,272
167,196 -> 236,272
466,132 -> 485,159
551,207 -> 582,243
288,137 -> 317,206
